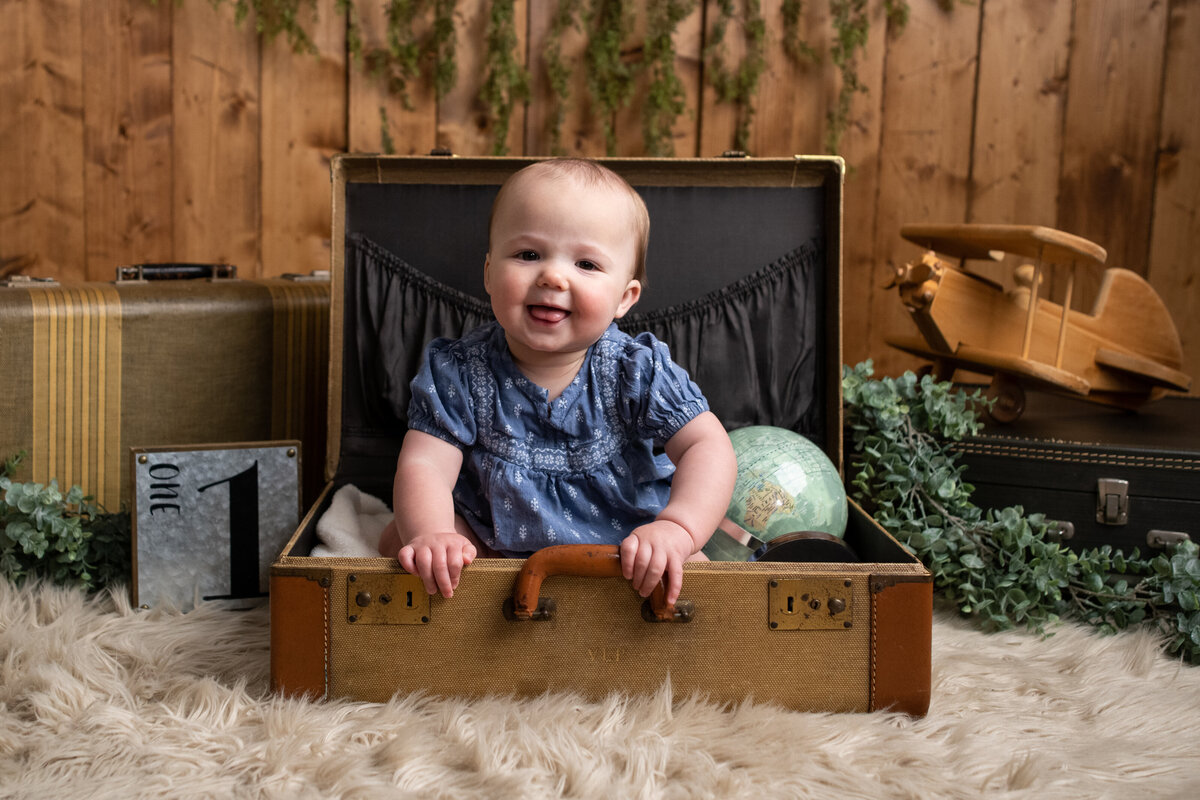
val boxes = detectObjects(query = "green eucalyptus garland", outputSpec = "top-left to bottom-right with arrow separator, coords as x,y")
843,362 -> 1200,664
0,453 -> 130,591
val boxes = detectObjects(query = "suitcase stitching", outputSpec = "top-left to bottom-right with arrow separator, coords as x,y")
323,582 -> 331,698
953,442 -> 1199,471
869,589 -> 878,712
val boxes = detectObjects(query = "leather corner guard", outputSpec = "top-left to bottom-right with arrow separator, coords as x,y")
270,573 -> 330,699
869,577 -> 933,716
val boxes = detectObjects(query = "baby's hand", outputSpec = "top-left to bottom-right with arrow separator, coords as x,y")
620,520 -> 695,606
398,532 -> 477,598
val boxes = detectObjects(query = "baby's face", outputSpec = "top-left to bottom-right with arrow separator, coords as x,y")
485,171 -> 642,365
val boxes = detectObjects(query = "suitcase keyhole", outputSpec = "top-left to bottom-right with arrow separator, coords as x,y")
406,591 -> 414,608
787,596 -> 794,613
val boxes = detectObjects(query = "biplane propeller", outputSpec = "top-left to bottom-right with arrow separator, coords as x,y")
885,223 -> 1191,423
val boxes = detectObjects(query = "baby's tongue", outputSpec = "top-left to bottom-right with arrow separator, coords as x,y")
529,305 -> 568,323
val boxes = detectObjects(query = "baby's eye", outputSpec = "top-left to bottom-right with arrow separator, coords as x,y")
517,250 -> 539,261
576,260 -> 598,271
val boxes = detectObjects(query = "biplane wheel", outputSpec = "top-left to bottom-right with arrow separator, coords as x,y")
985,374 -> 1026,424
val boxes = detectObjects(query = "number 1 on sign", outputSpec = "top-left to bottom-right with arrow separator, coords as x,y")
198,461 -> 265,600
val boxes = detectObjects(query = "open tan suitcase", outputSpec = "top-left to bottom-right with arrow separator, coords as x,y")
270,155 -> 932,715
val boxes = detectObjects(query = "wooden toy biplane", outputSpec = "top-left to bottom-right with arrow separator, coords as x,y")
885,223 -> 1191,422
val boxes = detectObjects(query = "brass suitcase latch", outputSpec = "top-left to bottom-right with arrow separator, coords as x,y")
768,578 -> 853,630
346,573 -> 429,624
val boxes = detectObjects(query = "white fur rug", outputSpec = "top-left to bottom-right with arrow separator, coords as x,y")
2,581 -> 1199,799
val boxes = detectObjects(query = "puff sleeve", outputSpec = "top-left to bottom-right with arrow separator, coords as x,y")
406,338 -> 477,449
618,332 -> 710,446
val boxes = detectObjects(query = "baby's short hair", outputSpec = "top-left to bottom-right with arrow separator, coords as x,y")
489,158 -> 650,286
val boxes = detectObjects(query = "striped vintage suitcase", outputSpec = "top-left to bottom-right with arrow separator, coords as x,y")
269,155 -> 933,714
0,265 -> 330,509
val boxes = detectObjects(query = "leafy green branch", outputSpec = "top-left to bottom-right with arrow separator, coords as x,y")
843,362 -> 1200,663
1,453 -> 131,591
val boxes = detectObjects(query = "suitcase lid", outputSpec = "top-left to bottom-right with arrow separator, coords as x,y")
326,155 -> 844,494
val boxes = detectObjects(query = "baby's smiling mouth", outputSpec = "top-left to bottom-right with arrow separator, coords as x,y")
528,304 -> 569,323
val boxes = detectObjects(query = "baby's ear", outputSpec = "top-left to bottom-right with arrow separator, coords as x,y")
615,279 -> 641,319
483,253 -> 492,291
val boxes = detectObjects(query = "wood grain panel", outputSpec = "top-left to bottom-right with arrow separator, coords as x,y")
1058,0 -> 1168,303
748,0 -> 828,157
1,0 -> 86,282
1149,0 -> 1200,391
438,0 -> 527,156
172,0 -> 261,271
667,1 -> 704,158
698,0 -> 749,157
840,0 -> 889,369
81,0 -> 173,281
261,0 -> 346,277
347,0 -> 438,154
867,0 -> 981,377
967,0 -> 1072,294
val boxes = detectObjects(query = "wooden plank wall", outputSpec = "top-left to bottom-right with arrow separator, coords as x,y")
3,0 -> 1197,391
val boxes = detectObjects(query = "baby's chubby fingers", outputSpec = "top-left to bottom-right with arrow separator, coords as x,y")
621,535 -> 665,598
397,533 -> 478,598
619,535 -> 640,582
399,544 -> 439,596
444,541 -> 478,593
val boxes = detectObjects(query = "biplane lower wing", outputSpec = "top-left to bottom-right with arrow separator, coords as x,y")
885,335 -> 1092,395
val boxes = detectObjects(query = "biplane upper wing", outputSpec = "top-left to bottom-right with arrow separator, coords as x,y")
900,224 -> 1107,266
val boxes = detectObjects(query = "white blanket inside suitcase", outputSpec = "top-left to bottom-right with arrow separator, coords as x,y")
310,484 -> 390,558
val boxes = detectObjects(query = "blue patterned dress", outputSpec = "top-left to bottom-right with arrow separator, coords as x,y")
407,322 -> 710,556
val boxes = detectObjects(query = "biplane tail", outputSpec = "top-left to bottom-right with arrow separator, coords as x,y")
1089,268 -> 1191,392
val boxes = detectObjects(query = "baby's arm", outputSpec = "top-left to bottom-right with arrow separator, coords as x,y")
388,429 -> 476,597
621,411 -> 737,605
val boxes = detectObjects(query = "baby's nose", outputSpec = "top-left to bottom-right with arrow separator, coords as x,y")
536,262 -> 570,290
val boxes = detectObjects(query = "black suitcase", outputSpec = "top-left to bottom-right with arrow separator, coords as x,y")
951,391 -> 1198,553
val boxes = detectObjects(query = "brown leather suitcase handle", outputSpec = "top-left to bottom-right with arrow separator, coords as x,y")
509,544 -> 687,622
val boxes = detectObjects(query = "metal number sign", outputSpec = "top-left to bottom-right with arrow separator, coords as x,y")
132,441 -> 301,611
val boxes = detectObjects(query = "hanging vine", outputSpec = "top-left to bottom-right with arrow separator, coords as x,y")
824,0 -> 911,154
228,0 -> 319,53
704,0 -> 767,154
584,0 -> 638,156
431,0 -> 458,100
361,0 -> 423,110
480,0 -> 530,155
780,0 -> 817,64
642,1 -> 695,157
152,0 -> 929,157
544,0 -> 585,156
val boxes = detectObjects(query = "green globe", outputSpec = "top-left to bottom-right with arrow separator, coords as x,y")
703,426 -> 848,561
